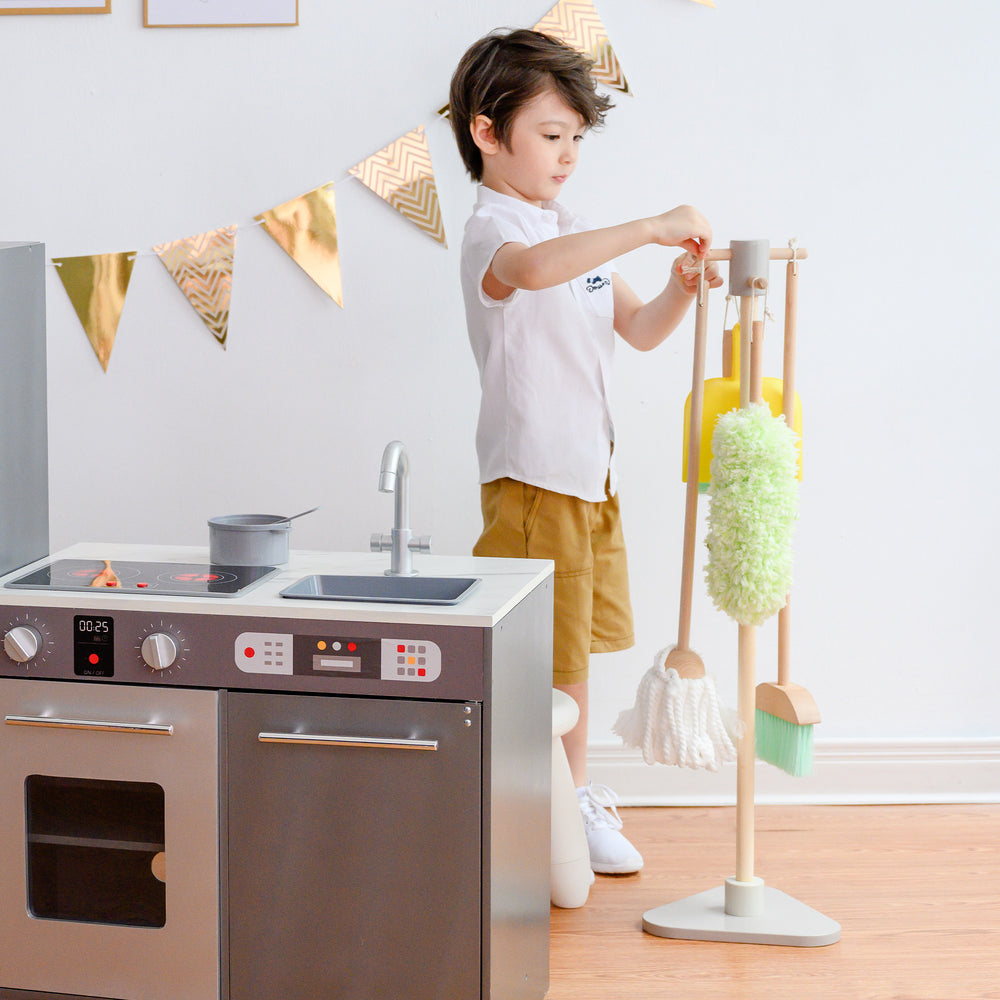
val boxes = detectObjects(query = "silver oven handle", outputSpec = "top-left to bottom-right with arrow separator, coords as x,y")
4,715 -> 174,736
258,732 -> 438,752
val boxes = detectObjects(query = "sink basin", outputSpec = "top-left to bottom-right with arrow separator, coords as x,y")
279,574 -> 480,606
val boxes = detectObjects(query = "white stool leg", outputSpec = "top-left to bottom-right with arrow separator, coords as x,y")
551,689 -> 594,908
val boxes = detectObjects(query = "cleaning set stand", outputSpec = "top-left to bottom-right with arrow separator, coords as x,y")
640,241 -> 840,948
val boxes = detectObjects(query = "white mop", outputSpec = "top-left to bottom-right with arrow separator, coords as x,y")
614,261 -> 736,772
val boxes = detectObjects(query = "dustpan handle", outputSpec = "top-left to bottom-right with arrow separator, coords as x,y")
677,265 -> 710,650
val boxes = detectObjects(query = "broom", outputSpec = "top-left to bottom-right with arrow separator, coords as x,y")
614,261 -> 736,771
754,253 -> 820,775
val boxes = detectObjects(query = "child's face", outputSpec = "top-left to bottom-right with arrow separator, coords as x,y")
480,88 -> 585,206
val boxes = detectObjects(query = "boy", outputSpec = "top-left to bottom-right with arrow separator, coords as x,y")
449,28 -> 721,874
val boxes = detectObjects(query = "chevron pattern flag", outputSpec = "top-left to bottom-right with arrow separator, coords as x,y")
534,0 -> 631,94
349,126 -> 447,247
255,183 -> 343,307
153,225 -> 237,349
51,251 -> 136,373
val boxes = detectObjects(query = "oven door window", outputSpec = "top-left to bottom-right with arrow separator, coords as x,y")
25,774 -> 166,927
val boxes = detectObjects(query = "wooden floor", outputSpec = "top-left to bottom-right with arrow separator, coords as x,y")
547,805 -> 1000,1000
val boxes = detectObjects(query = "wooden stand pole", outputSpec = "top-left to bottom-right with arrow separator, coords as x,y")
734,292 -> 762,886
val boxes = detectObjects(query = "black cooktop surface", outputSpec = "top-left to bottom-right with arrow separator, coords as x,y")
5,559 -> 279,598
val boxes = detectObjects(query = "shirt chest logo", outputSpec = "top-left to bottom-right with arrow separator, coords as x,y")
585,274 -> 611,292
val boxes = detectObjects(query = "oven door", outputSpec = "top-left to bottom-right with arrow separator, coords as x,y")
0,678 -> 221,1000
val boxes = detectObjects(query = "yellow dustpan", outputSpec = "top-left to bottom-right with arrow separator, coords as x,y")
683,322 -> 803,488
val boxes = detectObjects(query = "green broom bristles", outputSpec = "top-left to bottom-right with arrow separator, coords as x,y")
755,708 -> 814,777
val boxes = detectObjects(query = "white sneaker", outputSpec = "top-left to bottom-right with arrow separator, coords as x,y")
577,783 -> 644,874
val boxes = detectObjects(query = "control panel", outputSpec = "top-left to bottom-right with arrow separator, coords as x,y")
0,605 -> 474,698
235,632 -> 442,683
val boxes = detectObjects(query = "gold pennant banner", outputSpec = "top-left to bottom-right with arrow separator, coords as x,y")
52,252 -> 136,372
534,0 -> 631,94
690,0 -> 716,6
255,184 -> 343,307
349,126 -> 447,247
153,225 -> 237,349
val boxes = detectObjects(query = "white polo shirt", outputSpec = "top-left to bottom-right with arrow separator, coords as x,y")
460,186 -> 619,503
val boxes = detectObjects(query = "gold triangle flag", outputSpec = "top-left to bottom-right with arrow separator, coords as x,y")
534,0 -> 631,95
690,0 -> 716,6
51,252 -> 136,373
153,225 -> 237,349
255,183 -> 343,307
349,126 -> 447,248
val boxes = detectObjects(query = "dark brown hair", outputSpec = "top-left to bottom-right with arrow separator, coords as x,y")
449,29 -> 614,182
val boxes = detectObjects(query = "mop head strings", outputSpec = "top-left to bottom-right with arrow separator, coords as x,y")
613,647 -> 737,771
705,403 -> 799,626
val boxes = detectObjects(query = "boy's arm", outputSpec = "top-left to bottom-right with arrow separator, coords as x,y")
483,205 -> 714,301
613,257 -> 723,352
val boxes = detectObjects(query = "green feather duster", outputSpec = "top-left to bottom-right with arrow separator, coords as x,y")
705,403 -> 799,626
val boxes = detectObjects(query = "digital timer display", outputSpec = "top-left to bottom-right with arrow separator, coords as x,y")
77,618 -> 111,634
74,615 -> 114,677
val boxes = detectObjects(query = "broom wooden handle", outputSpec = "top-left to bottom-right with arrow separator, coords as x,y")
777,258 -> 799,687
677,267 -> 710,650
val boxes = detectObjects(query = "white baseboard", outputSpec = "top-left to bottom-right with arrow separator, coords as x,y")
587,738 -> 1000,806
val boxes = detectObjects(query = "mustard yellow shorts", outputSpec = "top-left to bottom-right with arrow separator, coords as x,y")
474,478 -> 635,685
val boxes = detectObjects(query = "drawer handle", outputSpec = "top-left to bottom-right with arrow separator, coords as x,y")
4,715 -> 174,736
257,732 -> 438,752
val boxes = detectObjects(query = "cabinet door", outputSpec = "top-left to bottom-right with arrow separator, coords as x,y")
227,692 -> 482,1000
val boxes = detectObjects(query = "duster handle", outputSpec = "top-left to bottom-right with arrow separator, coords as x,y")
677,266 -> 710,650
750,318 -> 765,405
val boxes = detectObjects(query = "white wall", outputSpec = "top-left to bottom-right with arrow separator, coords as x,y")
3,2 -> 998,772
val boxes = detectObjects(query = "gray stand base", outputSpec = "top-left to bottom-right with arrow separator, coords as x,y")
642,883 -> 841,947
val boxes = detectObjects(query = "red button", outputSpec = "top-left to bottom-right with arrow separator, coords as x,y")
418,669 -> 426,677
397,644 -> 405,653
89,653 -> 100,665
347,642 -> 357,652
244,647 -> 255,658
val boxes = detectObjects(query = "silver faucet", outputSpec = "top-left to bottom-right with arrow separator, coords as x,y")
370,441 -> 430,575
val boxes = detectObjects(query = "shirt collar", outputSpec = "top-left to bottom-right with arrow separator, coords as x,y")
475,185 -> 562,225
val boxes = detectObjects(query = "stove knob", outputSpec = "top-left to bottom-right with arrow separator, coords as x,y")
141,633 -> 178,671
4,625 -> 41,663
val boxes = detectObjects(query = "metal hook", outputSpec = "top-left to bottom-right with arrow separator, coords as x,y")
788,238 -> 799,277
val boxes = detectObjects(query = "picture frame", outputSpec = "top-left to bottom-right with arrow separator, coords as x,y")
0,1 -> 109,13
143,0 -> 297,26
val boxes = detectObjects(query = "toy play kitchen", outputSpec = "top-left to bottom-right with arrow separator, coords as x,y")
0,244 -> 553,1000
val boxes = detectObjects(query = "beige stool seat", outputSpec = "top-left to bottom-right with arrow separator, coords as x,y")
550,689 -> 594,908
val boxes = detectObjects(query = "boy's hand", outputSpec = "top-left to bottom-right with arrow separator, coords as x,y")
649,205 -> 714,257
672,252 -> 723,294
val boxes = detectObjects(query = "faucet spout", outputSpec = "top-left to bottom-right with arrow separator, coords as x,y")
377,441 -> 413,576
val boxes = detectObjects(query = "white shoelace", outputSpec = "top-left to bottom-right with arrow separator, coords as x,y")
577,782 -> 623,832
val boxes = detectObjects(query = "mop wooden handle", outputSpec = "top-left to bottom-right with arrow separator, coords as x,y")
677,268 -> 710,651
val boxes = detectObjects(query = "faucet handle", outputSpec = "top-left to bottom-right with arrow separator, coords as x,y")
408,535 -> 432,554
371,532 -> 392,553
